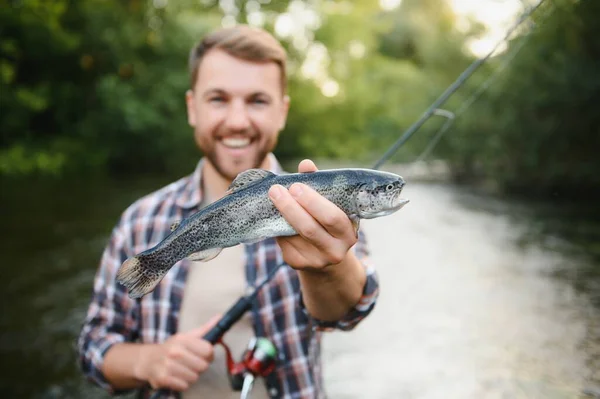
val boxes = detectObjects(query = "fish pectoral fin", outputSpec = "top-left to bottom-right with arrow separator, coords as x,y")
349,214 -> 360,238
170,220 -> 181,232
242,237 -> 266,245
187,248 -> 223,262
227,169 -> 276,194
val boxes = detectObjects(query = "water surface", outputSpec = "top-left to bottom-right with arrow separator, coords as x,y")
1,176 -> 598,398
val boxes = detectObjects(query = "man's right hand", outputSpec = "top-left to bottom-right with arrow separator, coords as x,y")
134,314 -> 220,391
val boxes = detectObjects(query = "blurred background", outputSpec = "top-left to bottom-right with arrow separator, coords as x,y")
1,0 -> 599,398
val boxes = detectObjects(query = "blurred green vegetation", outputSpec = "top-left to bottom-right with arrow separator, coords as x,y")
443,0 -> 600,198
1,0 -> 598,199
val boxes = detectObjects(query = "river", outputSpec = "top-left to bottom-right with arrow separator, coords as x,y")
1,172 -> 599,398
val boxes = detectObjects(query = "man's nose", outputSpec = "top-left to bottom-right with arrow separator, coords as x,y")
225,100 -> 251,131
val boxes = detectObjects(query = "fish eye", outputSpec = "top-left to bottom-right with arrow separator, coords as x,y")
386,184 -> 394,191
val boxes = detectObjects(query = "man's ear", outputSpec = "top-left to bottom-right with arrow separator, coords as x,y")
280,94 -> 291,130
185,90 -> 197,127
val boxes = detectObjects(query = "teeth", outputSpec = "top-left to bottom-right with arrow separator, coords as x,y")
222,137 -> 250,148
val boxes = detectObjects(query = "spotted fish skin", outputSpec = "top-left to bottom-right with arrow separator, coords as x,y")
117,168 -> 409,298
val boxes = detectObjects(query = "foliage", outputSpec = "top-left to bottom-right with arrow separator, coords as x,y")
271,0 -> 476,163
0,0 -> 475,177
1,0 -> 598,199
0,0 -> 215,177
440,0 -> 600,198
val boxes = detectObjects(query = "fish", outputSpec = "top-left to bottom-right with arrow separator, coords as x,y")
117,168 -> 409,298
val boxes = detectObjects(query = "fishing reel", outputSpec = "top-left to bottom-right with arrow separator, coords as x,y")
219,336 -> 278,399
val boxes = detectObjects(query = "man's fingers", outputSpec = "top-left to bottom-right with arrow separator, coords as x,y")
183,338 -> 214,364
158,376 -> 190,392
276,236 -> 335,269
269,184 -> 333,248
166,360 -> 199,384
172,314 -> 219,366
168,343 -> 211,373
287,183 -> 354,240
188,314 -> 221,339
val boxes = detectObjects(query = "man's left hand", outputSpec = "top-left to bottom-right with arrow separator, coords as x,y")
268,159 -> 358,271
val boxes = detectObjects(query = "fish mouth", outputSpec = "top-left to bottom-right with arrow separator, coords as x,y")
391,189 -> 409,210
391,197 -> 410,210
384,189 -> 410,214
360,191 -> 409,219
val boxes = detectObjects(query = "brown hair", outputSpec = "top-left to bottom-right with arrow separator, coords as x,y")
188,25 -> 288,93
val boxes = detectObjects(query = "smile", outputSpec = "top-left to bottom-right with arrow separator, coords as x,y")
221,137 -> 251,149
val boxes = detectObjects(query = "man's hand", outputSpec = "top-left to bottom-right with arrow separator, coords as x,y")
268,160 -> 366,321
134,315 -> 220,391
268,159 -> 358,271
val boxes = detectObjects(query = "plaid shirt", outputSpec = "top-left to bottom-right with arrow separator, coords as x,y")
77,155 -> 379,399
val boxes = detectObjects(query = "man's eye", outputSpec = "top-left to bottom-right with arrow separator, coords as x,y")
209,97 -> 225,103
252,98 -> 268,105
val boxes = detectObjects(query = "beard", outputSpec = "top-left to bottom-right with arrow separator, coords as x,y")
203,145 -> 271,182
196,127 -> 277,182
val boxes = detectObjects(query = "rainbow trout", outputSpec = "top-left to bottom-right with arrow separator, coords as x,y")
117,168 -> 409,298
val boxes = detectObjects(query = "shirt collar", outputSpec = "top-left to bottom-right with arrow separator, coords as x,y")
175,153 -> 284,210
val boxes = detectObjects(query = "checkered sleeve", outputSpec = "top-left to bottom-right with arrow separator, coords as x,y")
77,216 -> 140,394
308,229 -> 380,332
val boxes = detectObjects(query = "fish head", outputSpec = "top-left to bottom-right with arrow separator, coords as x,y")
354,171 -> 409,219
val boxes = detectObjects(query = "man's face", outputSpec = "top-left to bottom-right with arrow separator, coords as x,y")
186,49 -> 289,181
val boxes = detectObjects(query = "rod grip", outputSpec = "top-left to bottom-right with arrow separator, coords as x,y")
148,297 -> 252,398
203,296 -> 251,344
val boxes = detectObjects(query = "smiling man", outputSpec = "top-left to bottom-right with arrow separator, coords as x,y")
77,25 -> 380,399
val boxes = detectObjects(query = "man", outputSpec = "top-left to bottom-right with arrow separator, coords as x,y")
77,25 -> 379,399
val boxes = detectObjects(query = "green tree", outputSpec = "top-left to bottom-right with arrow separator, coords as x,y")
443,0 -> 600,198
0,0 -> 219,177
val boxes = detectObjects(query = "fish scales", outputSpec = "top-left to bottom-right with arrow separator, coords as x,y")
117,168 -> 409,298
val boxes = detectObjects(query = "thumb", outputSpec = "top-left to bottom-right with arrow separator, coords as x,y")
188,313 -> 222,338
298,159 -> 318,173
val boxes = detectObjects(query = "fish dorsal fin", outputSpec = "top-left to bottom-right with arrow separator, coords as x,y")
170,220 -> 181,232
227,169 -> 275,194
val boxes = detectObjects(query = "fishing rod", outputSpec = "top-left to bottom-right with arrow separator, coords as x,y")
408,6 -> 554,168
148,262 -> 286,399
372,0 -> 546,170
204,261 -> 284,343
149,3 -> 547,398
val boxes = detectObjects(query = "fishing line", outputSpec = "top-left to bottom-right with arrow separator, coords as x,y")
409,2 -> 556,167
411,109 -> 455,165
371,0 -> 547,170
409,28 -> 532,167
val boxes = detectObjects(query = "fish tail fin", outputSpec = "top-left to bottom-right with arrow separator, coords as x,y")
116,256 -> 163,299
